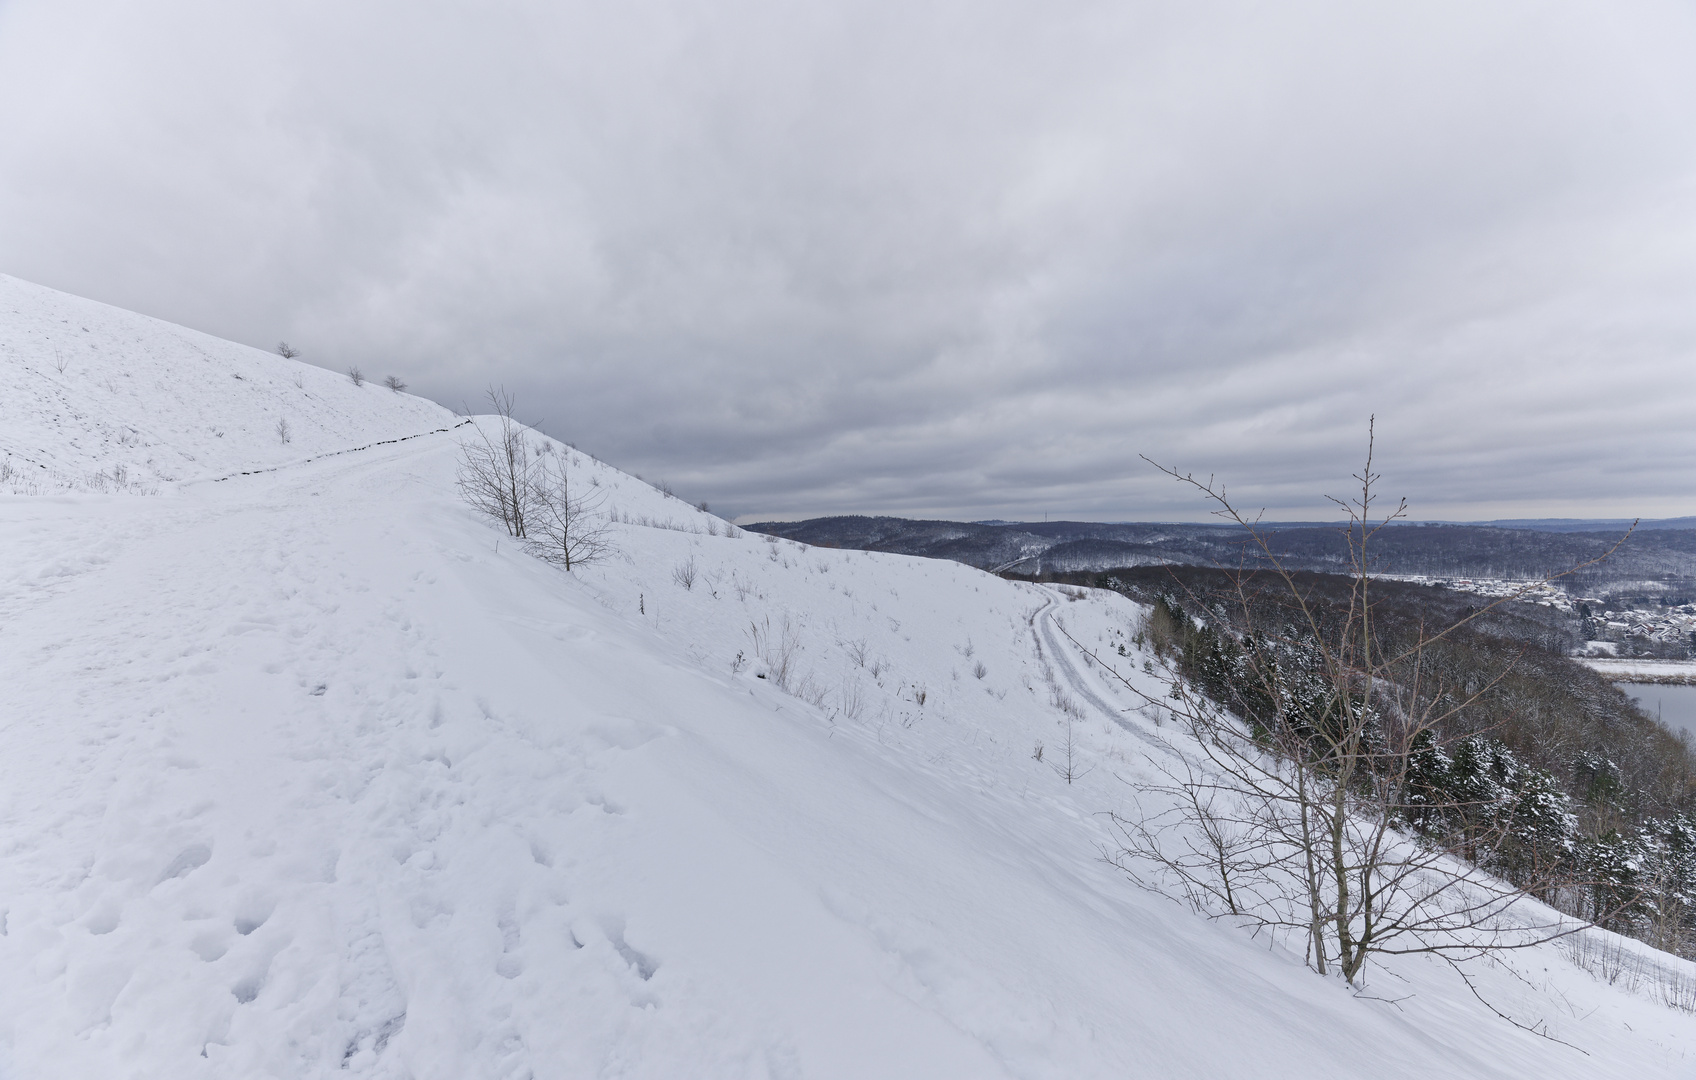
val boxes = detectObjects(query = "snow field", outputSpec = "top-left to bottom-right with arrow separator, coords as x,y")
0,274 -> 455,493
2,275 -> 1696,1076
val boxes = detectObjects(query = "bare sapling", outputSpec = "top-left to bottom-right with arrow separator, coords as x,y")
1051,711 -> 1093,785
455,387 -> 537,539
1064,420 -> 1636,993
455,389 -> 616,569
527,449 -> 613,571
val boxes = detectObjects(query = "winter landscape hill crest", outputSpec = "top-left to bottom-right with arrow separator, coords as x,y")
3,274 -> 1695,1077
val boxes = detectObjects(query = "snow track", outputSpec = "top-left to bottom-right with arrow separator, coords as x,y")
1028,586 -> 1177,758
1032,590 -> 1132,724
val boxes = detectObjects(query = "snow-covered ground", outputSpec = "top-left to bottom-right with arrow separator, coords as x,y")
0,274 -> 451,494
1579,658 -> 1696,684
4,275 -> 1696,1077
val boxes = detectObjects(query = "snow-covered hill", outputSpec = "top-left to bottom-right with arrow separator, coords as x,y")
3,277 -> 1695,1077
0,274 -> 455,493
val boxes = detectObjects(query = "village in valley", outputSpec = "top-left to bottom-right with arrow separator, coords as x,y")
1389,574 -> 1696,658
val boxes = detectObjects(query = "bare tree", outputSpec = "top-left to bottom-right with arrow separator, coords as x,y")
383,375 -> 407,392
454,388 -> 614,569
527,450 -> 613,570
348,367 -> 364,387
277,341 -> 298,360
1068,423 -> 1633,989
455,388 -> 537,538
276,417 -> 291,444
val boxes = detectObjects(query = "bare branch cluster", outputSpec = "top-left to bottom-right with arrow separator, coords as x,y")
456,388 -> 535,539
455,388 -> 614,571
528,446 -> 614,571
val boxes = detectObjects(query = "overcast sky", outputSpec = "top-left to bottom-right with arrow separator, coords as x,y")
3,1 -> 1695,523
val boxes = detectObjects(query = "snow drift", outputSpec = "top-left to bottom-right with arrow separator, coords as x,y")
2,274 -> 1694,1078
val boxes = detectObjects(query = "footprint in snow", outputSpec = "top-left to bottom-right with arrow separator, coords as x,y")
157,843 -> 212,884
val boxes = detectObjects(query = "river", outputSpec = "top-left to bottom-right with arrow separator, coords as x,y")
1621,682 -> 1696,740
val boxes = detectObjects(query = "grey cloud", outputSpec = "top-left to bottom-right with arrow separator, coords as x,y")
3,0 -> 1696,523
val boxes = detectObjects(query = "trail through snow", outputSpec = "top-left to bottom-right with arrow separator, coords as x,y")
1033,591 -> 1144,729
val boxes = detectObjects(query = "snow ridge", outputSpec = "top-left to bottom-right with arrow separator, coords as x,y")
0,274 -> 455,493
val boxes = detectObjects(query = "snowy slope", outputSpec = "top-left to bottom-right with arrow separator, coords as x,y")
3,281 -> 1696,1078
0,274 -> 455,493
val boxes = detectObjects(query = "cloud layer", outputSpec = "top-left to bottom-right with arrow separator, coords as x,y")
4,0 -> 1695,521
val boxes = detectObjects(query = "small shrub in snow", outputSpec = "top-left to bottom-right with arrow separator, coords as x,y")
972,661 -> 988,680
747,615 -> 801,691
1049,714 -> 1092,785
1563,931 -> 1696,1013
795,675 -> 829,709
383,375 -> 407,392
672,558 -> 698,591
277,341 -> 298,359
276,417 -> 291,444
348,367 -> 364,387
838,678 -> 866,720
730,572 -> 755,602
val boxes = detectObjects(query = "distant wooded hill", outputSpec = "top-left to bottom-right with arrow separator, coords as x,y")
748,515 -> 1696,601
